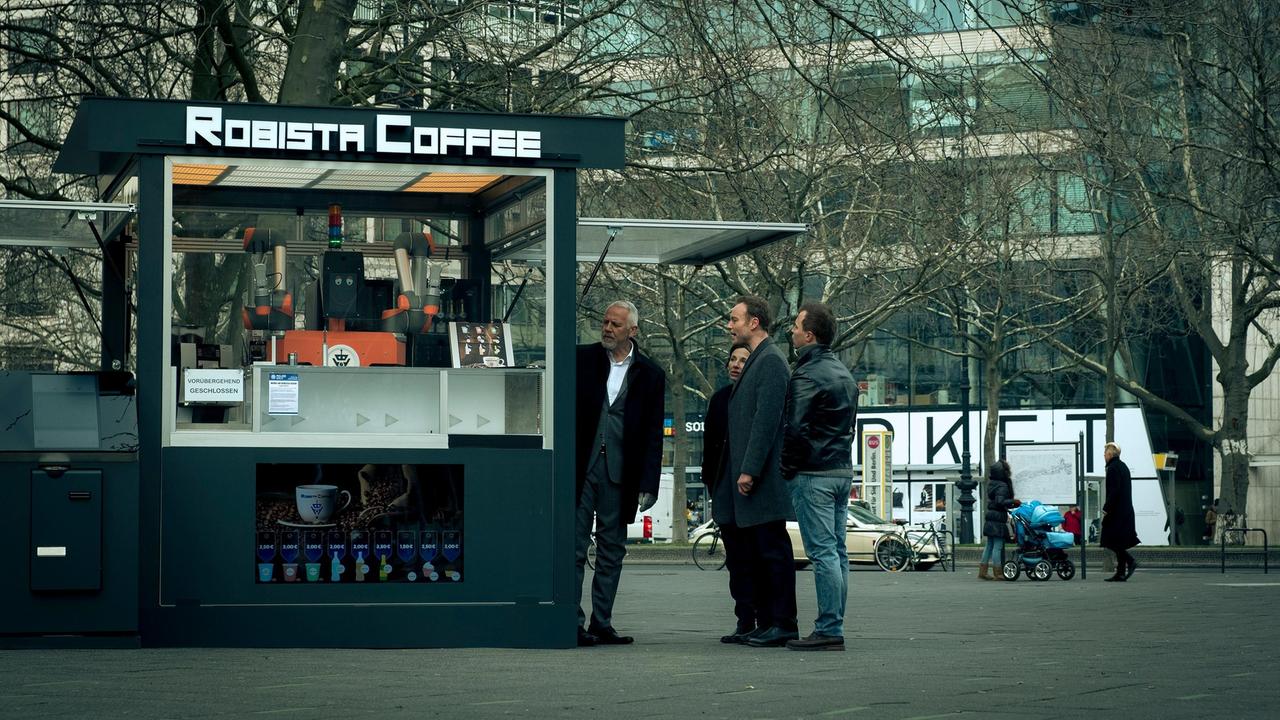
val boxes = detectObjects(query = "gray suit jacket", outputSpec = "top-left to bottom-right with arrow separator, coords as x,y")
718,336 -> 793,527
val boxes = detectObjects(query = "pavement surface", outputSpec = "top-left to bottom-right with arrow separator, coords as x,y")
2,564 -> 1275,719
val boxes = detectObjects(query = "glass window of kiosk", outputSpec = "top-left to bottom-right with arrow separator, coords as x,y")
163,158 -> 551,448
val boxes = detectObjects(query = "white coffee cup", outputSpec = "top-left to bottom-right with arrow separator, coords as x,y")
296,484 -> 352,524
482,356 -> 502,367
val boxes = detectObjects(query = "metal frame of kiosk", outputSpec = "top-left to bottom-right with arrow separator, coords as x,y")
51,98 -> 624,648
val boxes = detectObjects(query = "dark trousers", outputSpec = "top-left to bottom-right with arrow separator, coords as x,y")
721,519 -> 797,632
1112,548 -> 1134,575
575,458 -> 626,631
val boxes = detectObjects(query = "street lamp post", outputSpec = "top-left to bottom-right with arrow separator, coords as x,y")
955,301 -> 976,544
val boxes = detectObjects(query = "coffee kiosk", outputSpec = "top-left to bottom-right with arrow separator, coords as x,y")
20,97 -> 623,648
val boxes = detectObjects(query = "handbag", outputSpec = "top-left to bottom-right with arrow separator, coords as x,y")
1005,515 -> 1017,543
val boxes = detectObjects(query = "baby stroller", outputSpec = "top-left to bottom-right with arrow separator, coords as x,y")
1001,501 -> 1076,581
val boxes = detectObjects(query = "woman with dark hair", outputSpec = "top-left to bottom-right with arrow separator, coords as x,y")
978,459 -> 1020,581
702,341 -> 753,642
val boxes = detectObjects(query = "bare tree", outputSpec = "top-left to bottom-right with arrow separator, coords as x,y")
976,1 -> 1280,522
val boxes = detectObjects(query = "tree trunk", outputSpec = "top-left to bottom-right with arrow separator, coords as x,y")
983,351 -> 1001,469
191,0 -> 224,102
277,0 -> 359,106
1217,370 -> 1252,520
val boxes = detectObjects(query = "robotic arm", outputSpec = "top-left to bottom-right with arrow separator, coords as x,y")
383,229 -> 441,335
241,226 -> 294,331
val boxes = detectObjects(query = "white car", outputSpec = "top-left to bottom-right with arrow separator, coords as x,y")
690,503 -> 943,570
788,503 -> 942,570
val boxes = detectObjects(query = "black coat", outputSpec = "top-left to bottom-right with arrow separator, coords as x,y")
717,337 -> 792,528
701,384 -> 731,494
781,344 -> 858,479
1101,456 -> 1140,550
574,342 -> 666,527
983,467 -> 1016,539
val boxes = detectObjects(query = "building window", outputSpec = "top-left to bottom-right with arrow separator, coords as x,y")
1055,173 -> 1096,234
5,98 -> 59,153
7,16 -> 57,76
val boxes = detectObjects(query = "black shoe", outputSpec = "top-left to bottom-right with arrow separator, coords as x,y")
786,633 -> 845,651
589,626 -> 634,645
1124,559 -> 1137,580
1103,575 -> 1126,582
746,627 -> 799,648
577,627 -> 597,647
720,626 -> 755,644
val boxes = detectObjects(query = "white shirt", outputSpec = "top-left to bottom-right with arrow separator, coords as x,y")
606,341 -> 635,405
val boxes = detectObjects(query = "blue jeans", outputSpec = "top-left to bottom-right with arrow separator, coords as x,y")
789,473 -> 852,638
980,536 -> 1005,564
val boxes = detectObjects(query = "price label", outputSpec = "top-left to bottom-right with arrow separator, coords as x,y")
256,531 -> 277,563
441,530 -> 462,563
279,530 -> 300,563
419,531 -> 439,563
303,530 -> 325,563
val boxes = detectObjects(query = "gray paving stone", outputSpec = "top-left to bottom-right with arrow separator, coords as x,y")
1,566 -> 1275,719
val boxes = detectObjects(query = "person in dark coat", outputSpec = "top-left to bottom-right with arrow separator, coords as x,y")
979,459 -> 1020,580
716,295 -> 797,648
781,302 -> 858,652
700,342 -> 750,641
701,343 -> 750,501
1101,441 -> 1140,581
574,300 -> 666,645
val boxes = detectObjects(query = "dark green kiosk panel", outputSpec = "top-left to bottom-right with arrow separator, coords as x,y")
47,98 -> 624,648
0,370 -> 139,646
31,469 -> 104,592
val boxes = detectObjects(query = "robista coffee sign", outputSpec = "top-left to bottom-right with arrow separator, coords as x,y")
185,106 -> 542,159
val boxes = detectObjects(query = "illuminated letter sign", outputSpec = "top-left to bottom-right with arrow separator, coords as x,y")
185,106 -> 542,159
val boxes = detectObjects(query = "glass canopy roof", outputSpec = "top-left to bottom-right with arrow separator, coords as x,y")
500,218 -> 808,266
0,200 -> 136,249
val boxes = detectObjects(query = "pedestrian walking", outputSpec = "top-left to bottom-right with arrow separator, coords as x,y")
780,303 -> 858,651
1101,442 -> 1140,582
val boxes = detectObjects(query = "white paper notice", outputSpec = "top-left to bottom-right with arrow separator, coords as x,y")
268,372 -> 300,415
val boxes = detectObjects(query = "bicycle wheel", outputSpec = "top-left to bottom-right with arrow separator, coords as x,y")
692,532 -> 726,571
874,534 -> 912,572
586,539 -> 597,571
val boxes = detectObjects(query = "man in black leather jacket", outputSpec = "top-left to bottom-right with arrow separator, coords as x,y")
781,302 -> 858,651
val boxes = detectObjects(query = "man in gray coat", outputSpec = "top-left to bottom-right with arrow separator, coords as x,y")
714,295 -> 797,648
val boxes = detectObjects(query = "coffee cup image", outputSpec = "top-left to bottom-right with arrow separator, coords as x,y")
482,356 -> 502,367
295,484 -> 353,524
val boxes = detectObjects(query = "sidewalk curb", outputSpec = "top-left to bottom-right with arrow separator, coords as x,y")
622,543 -> 1277,569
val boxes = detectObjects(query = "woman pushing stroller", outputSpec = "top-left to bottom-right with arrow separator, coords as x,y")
978,459 -> 1020,581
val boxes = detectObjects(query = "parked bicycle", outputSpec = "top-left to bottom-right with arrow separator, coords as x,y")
873,519 -> 951,572
690,520 -> 725,570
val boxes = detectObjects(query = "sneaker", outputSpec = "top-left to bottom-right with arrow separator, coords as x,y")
785,633 -> 845,651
